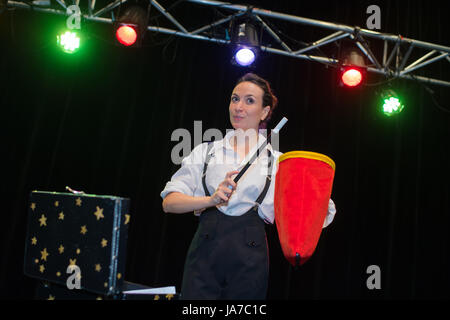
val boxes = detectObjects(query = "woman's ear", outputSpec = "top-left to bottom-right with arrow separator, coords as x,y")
261,106 -> 271,121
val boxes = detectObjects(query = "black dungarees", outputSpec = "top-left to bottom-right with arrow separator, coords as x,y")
180,143 -> 274,300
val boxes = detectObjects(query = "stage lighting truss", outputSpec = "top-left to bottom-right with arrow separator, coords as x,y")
7,0 -> 450,87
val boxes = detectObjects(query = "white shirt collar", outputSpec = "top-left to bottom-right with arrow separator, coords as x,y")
218,129 -> 274,162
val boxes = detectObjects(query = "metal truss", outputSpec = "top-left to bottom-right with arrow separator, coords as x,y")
6,0 -> 450,87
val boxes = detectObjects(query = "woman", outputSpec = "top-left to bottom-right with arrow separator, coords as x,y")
161,73 -> 336,300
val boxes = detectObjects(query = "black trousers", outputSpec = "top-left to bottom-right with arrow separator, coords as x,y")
180,207 -> 269,300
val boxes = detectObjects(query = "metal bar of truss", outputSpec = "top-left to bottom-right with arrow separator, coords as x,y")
400,52 -> 449,76
254,15 -> 292,52
382,40 -> 388,67
88,0 -> 96,16
355,39 -> 382,70
294,31 -> 349,55
368,66 -> 450,87
384,41 -> 400,70
188,0 -> 360,34
262,46 -> 336,65
404,50 -> 436,71
147,25 -> 227,43
8,1 -> 67,15
55,0 -> 66,10
395,41 -> 401,71
150,0 -> 189,34
188,0 -> 450,54
191,12 -> 245,35
398,43 -> 414,71
93,0 -> 126,18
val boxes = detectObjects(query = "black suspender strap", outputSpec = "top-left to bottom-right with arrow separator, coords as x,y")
201,144 -> 274,208
252,149 -> 273,210
202,142 -> 215,197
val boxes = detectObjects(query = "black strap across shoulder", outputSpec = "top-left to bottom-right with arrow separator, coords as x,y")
201,142 -> 215,197
201,142 -> 274,210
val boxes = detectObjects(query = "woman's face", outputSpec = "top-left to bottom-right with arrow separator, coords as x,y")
229,81 -> 270,131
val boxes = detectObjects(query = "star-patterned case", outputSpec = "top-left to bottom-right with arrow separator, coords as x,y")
35,281 -> 179,300
24,191 -> 130,296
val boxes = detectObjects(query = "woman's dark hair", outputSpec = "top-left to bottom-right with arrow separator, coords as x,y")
235,73 -> 278,129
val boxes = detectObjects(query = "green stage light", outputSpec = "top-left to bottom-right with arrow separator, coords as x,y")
381,90 -> 404,116
57,31 -> 80,54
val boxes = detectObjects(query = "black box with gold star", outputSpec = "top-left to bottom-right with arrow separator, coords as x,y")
35,281 -> 179,300
24,190 -> 131,296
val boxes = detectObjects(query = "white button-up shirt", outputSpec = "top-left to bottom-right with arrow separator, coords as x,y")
161,130 -> 336,227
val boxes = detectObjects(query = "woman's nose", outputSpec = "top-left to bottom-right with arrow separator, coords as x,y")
234,101 -> 244,111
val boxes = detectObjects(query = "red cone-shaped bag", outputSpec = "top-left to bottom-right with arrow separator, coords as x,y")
275,151 -> 335,266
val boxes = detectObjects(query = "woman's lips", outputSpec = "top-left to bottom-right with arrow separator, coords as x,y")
233,116 -> 244,120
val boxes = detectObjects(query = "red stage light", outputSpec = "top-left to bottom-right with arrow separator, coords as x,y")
341,68 -> 363,87
116,25 -> 138,46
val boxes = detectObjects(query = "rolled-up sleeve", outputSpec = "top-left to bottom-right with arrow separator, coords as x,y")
160,143 -> 207,199
322,198 -> 337,228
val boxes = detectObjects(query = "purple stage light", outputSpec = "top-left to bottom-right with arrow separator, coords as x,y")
235,48 -> 255,66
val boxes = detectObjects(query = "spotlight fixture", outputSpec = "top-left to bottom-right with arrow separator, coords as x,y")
114,5 -> 148,47
381,89 -> 404,116
57,31 -> 80,54
116,25 -> 138,46
339,49 -> 366,87
229,19 -> 259,67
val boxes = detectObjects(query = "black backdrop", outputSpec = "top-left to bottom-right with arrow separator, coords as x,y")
1,0 -> 449,300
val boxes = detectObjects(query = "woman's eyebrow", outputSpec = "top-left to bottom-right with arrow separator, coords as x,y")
231,93 -> 256,98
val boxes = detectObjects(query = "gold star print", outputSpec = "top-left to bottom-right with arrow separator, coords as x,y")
68,259 -> 77,273
48,295 -> 55,300
124,214 -> 130,225
30,203 -> 36,211
96,296 -> 103,300
39,214 -> 47,227
80,225 -> 88,235
39,265 -> 45,273
93,206 -> 104,220
166,294 -> 174,300
117,273 -> 122,280
58,212 -> 64,220
40,248 -> 49,261
34,259 -> 39,264
31,237 -> 37,245
104,282 -> 108,288
101,238 -> 108,248
56,271 -> 61,277
75,198 -> 82,206
54,201 -> 59,207
58,245 -> 64,254
153,295 -> 160,301
76,248 -> 81,255
95,264 -> 101,272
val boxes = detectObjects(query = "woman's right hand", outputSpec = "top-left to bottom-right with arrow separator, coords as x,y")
209,170 -> 239,205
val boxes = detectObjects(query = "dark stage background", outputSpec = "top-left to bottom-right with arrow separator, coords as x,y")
1,0 -> 449,299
